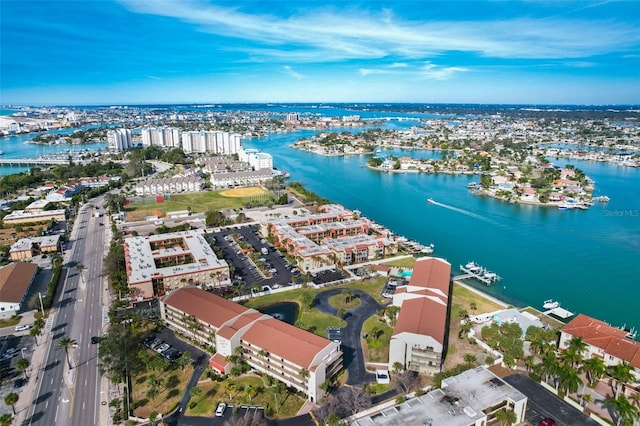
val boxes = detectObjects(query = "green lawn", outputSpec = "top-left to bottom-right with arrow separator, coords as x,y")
126,191 -> 244,215
185,381 -> 220,416
451,282 -> 504,315
361,315 -> 393,363
381,257 -> 416,269
328,293 -> 361,310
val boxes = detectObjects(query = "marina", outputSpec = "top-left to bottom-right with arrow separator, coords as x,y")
454,261 -> 502,285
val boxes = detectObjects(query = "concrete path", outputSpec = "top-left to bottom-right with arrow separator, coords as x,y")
313,288 -> 387,386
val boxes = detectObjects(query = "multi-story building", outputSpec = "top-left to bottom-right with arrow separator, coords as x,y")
3,209 -> 66,225
160,287 -> 343,402
45,182 -> 84,202
107,128 -> 132,151
238,148 -> 273,170
9,235 -> 61,260
262,204 -> 397,272
389,257 -> 452,375
134,176 -> 204,196
199,157 -> 250,174
209,169 -> 274,189
560,314 -> 640,388
348,367 -> 527,426
140,127 -> 182,148
123,230 -> 229,299
182,130 -> 242,154
0,262 -> 38,318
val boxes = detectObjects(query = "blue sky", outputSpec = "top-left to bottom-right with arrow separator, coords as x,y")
1,0 -> 639,105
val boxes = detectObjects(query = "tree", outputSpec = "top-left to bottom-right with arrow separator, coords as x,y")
609,362 -> 635,399
606,395 -> 640,426
57,336 -> 77,369
146,375 -> 163,405
583,357 -> 606,387
189,386 -> 203,404
16,357 -> 30,379
0,413 -> 14,426
4,393 -> 18,415
176,351 -> 192,371
494,408 -> 517,425
469,301 -> 477,315
558,365 -> 582,395
463,353 -> 477,365
299,368 -> 310,383
76,263 -> 86,283
300,293 -> 313,311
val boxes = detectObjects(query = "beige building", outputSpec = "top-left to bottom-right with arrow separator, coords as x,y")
9,235 -> 61,260
124,230 -> 229,299
2,209 -> 66,225
160,287 -> 343,402
389,257 -> 452,375
0,262 -> 38,318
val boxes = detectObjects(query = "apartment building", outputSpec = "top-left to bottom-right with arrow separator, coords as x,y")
182,130 -> 243,154
160,287 -> 343,402
141,127 -> 182,148
107,128 -> 133,151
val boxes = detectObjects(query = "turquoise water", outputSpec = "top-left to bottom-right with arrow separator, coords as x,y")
398,271 -> 413,278
245,130 -> 640,334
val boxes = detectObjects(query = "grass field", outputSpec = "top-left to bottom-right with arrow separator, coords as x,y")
126,191 -> 245,215
381,257 -> 416,269
131,365 -> 194,418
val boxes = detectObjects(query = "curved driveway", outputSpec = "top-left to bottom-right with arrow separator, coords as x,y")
314,288 -> 387,386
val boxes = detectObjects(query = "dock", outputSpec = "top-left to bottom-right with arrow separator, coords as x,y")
0,158 -> 69,167
543,306 -> 575,319
454,262 -> 501,286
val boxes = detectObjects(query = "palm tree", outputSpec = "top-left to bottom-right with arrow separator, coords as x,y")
299,368 -> 310,385
469,302 -> 477,315
606,395 -> 640,426
189,387 -> 203,405
227,382 -> 237,401
3,393 -> 18,415
57,336 -> 77,369
0,413 -> 14,426
16,358 -> 30,379
494,408 -> 517,425
244,384 -> 255,401
536,352 -> 560,386
583,357 -> 606,387
76,263 -> 86,283
608,362 -> 635,398
558,365 -> 582,395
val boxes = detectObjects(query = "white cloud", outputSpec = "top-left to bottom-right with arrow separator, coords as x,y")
360,62 -> 468,80
283,65 -> 303,80
119,0 -> 640,62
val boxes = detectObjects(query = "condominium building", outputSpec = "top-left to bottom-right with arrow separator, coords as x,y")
160,287 -> 343,402
9,235 -> 62,260
238,148 -> 273,170
123,230 -> 229,299
134,176 -> 204,196
209,169 -> 274,190
107,128 -> 133,151
389,257 -> 452,375
3,209 -> 66,225
140,127 -> 182,148
182,130 -> 242,154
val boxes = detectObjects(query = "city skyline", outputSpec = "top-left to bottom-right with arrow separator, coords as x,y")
1,0 -> 639,106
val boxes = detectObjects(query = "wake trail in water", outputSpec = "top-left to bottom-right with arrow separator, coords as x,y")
428,200 -> 501,226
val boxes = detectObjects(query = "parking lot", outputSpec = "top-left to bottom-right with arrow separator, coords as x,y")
0,334 -> 36,418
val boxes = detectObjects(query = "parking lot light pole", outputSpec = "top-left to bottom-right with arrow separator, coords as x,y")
21,347 -> 26,359
38,292 -> 45,317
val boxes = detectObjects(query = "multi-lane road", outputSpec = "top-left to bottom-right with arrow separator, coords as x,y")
27,196 -> 107,426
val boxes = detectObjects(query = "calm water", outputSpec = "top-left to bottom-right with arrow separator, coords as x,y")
3,107 -> 639,333
245,130 -> 640,335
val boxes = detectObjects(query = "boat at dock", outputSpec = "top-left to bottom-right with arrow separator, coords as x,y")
456,262 -> 501,285
467,182 -> 478,189
543,299 -> 560,310
594,195 -> 610,203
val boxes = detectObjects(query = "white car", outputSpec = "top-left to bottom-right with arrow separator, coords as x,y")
14,324 -> 30,332
155,343 -> 171,353
215,403 -> 226,417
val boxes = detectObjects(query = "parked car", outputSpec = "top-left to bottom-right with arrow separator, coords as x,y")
149,338 -> 163,349
539,419 -> 556,426
215,403 -> 226,417
91,336 -> 100,344
14,324 -> 30,332
162,348 -> 178,360
155,343 -> 171,354
13,378 -> 25,388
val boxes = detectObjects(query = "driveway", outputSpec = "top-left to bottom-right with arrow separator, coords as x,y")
314,288 -> 387,386
503,374 -> 601,426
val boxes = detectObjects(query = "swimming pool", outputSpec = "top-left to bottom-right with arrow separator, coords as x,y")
398,271 -> 412,278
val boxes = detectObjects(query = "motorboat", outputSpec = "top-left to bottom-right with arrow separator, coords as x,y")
543,299 -> 560,310
427,198 -> 435,204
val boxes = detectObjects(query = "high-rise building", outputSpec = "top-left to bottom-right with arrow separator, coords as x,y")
107,128 -> 132,152
182,130 -> 243,154
238,148 -> 273,170
140,127 -> 182,148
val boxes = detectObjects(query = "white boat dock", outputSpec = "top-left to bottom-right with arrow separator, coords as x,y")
543,306 -> 575,319
454,262 -> 501,286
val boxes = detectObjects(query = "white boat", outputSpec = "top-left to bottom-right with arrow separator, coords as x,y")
467,182 -> 477,189
483,272 -> 498,281
543,299 -> 560,310
464,261 -> 481,272
0,151 -> 4,155
427,198 -> 435,204
594,195 -> 610,203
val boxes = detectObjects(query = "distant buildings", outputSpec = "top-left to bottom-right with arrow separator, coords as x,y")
123,230 -> 229,299
389,257 -> 452,375
141,127 -> 182,148
107,128 -> 133,152
238,148 -> 273,170
209,169 -> 274,190
349,366 -> 527,426
182,130 -> 243,154
45,182 -> 84,202
3,209 -> 66,225
134,176 -> 204,196
160,287 -> 343,402
560,314 -> 640,386
0,262 -> 38,318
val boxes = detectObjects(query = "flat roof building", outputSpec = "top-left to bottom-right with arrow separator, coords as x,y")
124,230 -> 229,299
9,234 -> 61,260
0,262 -> 38,318
349,367 -> 527,426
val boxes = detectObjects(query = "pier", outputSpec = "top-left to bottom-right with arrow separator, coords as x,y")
0,158 -> 70,167
543,306 -> 575,319
454,262 -> 501,285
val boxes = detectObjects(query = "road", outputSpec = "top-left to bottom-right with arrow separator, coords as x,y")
27,197 -> 107,426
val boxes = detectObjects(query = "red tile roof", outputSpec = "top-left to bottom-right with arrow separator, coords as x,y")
562,314 -> 640,369
0,262 -> 38,303
408,257 -> 451,295
163,287 -> 250,328
241,318 -> 333,369
209,353 -> 229,373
